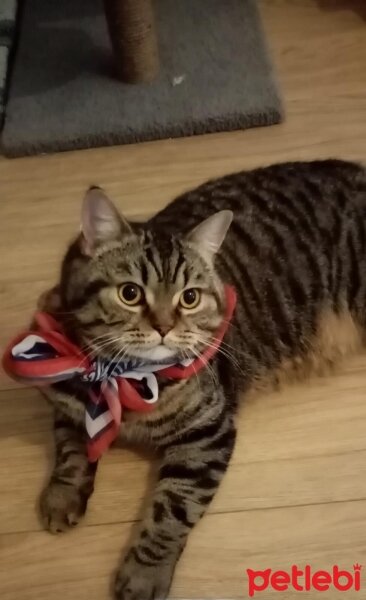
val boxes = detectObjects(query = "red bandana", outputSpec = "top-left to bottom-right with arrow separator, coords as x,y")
3,285 -> 236,461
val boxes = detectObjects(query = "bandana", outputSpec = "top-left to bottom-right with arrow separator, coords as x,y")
3,285 -> 236,461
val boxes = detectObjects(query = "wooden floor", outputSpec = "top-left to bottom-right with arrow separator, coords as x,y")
1,1 -> 366,598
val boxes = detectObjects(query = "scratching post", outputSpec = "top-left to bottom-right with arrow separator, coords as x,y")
104,0 -> 159,83
3,0 -> 284,156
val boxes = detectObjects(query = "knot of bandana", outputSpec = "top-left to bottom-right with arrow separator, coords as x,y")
3,285 -> 236,461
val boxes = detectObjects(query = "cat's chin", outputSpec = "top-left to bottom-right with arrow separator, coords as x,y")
131,345 -> 179,362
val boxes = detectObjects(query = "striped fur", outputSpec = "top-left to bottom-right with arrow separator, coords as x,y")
40,159 -> 366,600
39,409 -> 97,534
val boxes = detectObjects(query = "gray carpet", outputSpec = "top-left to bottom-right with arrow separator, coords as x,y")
0,0 -> 17,128
2,0 -> 283,157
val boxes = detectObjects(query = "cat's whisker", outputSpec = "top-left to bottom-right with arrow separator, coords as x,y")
220,318 -> 244,336
193,333 -> 238,362
76,340 -> 119,369
81,336 -> 123,362
199,330 -> 248,362
105,345 -> 129,373
85,331 -> 124,345
82,338 -> 117,358
188,344 -> 218,388
193,334 -> 246,377
183,347 -> 202,396
79,333 -> 116,352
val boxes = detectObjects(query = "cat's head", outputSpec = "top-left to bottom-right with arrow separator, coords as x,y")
55,188 -> 232,363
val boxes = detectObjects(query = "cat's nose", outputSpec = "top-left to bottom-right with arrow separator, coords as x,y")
153,324 -> 172,338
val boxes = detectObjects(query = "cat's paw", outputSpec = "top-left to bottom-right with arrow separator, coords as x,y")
115,550 -> 175,600
39,481 -> 87,534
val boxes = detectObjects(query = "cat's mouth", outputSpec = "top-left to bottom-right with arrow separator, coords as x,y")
128,344 -> 179,362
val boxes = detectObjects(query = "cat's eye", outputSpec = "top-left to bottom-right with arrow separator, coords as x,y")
179,288 -> 201,309
119,283 -> 144,306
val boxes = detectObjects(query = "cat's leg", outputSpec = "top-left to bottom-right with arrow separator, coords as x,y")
40,410 -> 98,534
115,418 -> 236,600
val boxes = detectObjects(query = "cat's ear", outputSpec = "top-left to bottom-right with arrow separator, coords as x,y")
187,210 -> 233,259
80,187 -> 132,255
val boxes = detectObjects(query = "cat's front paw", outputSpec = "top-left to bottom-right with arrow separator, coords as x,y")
115,549 -> 175,600
39,481 -> 88,534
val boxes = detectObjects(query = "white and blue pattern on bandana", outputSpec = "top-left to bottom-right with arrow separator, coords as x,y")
0,0 -> 17,127
11,331 -> 193,445
12,334 -> 85,381
84,355 -> 194,441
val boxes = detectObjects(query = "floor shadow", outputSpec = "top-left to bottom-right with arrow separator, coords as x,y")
13,23 -> 111,99
11,0 -> 113,99
316,0 -> 366,20
31,0 -> 103,23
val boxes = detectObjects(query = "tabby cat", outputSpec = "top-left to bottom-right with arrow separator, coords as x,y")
39,159 -> 366,600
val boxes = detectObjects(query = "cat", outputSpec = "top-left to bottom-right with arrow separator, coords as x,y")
39,159 -> 366,600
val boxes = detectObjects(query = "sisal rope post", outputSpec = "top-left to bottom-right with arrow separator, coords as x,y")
104,0 -> 159,83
